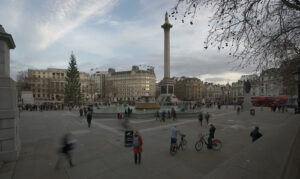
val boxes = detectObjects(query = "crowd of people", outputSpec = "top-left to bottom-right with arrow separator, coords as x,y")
155,108 -> 177,122
54,103 -> 269,168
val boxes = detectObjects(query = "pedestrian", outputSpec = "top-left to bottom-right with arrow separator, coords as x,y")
207,124 -> 216,149
133,131 -> 143,164
198,112 -> 203,126
237,107 -> 241,115
86,111 -> 92,128
278,105 -> 281,112
168,110 -> 171,119
162,111 -> 166,122
155,110 -> 160,120
171,108 -> 176,121
79,108 -> 83,117
56,133 -> 76,169
83,107 -> 87,116
250,126 -> 262,142
205,112 -> 210,125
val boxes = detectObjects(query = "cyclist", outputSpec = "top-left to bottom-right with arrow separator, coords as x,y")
170,125 -> 180,149
207,124 -> 216,149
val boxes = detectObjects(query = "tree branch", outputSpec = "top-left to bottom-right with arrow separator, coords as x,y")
281,0 -> 300,10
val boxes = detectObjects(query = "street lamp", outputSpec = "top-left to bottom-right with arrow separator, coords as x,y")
293,66 -> 300,114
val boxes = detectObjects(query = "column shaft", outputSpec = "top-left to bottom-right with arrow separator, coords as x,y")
164,29 -> 170,79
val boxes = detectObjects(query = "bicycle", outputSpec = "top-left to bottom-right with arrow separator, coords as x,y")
195,133 -> 222,151
170,134 -> 187,156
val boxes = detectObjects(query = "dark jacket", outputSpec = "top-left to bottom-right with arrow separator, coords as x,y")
87,112 -> 92,121
198,113 -> 203,121
209,125 -> 216,138
250,129 -> 262,142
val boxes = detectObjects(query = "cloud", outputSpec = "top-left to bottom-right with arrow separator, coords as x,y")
34,0 -> 118,49
3,0 -> 254,84
199,72 -> 246,85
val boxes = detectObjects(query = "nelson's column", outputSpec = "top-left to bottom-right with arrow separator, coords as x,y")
157,12 -> 179,104
0,25 -> 20,161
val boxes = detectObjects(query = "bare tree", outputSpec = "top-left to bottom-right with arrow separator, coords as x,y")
16,71 -> 31,92
171,0 -> 300,70
279,57 -> 300,95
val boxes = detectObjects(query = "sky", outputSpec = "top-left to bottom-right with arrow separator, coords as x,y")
0,0 -> 255,84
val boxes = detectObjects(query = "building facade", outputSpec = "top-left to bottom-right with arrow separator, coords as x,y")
27,68 -> 95,104
231,70 -> 289,103
174,77 -> 203,101
232,74 -> 260,103
105,66 -> 156,102
91,71 -> 107,101
202,82 -> 233,104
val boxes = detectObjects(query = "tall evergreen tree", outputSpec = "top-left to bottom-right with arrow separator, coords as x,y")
64,53 -> 82,105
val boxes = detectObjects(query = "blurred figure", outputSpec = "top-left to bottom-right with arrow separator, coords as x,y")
205,112 -> 210,125
79,107 -> 83,117
133,131 -> 143,164
86,111 -> 92,128
155,110 -> 160,120
171,108 -> 176,121
84,107 -> 87,116
250,126 -> 263,142
162,111 -> 166,122
56,133 -> 76,169
207,124 -> 216,149
198,112 -> 203,126
237,107 -> 241,115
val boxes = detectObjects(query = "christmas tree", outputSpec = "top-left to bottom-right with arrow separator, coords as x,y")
64,53 -> 82,105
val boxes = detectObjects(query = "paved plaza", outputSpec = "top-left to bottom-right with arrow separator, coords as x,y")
0,107 -> 299,179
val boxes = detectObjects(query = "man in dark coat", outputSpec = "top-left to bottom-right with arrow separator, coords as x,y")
198,112 -> 203,126
86,111 -> 92,128
208,124 -> 216,149
79,108 -> 83,117
250,126 -> 262,142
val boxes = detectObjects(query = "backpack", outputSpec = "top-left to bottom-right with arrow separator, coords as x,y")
133,136 -> 140,147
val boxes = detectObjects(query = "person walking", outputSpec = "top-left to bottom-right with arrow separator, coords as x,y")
83,107 -> 87,116
162,111 -> 166,122
133,131 -> 143,164
250,126 -> 262,142
170,125 -> 180,150
86,111 -> 92,128
155,110 -> 160,120
205,112 -> 210,125
171,108 -> 176,121
198,112 -> 203,126
56,133 -> 76,169
207,124 -> 216,149
79,107 -> 83,117
167,110 -> 171,119
237,107 -> 241,115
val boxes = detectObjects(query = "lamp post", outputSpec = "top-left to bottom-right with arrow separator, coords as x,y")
293,66 -> 300,114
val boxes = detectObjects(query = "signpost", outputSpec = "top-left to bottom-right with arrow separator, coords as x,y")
124,130 -> 133,147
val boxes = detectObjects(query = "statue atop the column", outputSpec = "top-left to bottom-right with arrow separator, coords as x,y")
243,80 -> 252,111
244,80 -> 251,94
165,12 -> 169,22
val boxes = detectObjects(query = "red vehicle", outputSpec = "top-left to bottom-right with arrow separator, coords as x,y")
237,96 -> 287,107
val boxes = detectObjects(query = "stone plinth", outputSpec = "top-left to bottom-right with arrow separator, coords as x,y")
0,78 -> 20,161
0,25 -> 20,161
243,93 -> 252,111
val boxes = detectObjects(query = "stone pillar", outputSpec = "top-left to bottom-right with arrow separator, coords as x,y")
0,25 -> 20,161
161,12 -> 172,79
243,80 -> 252,111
